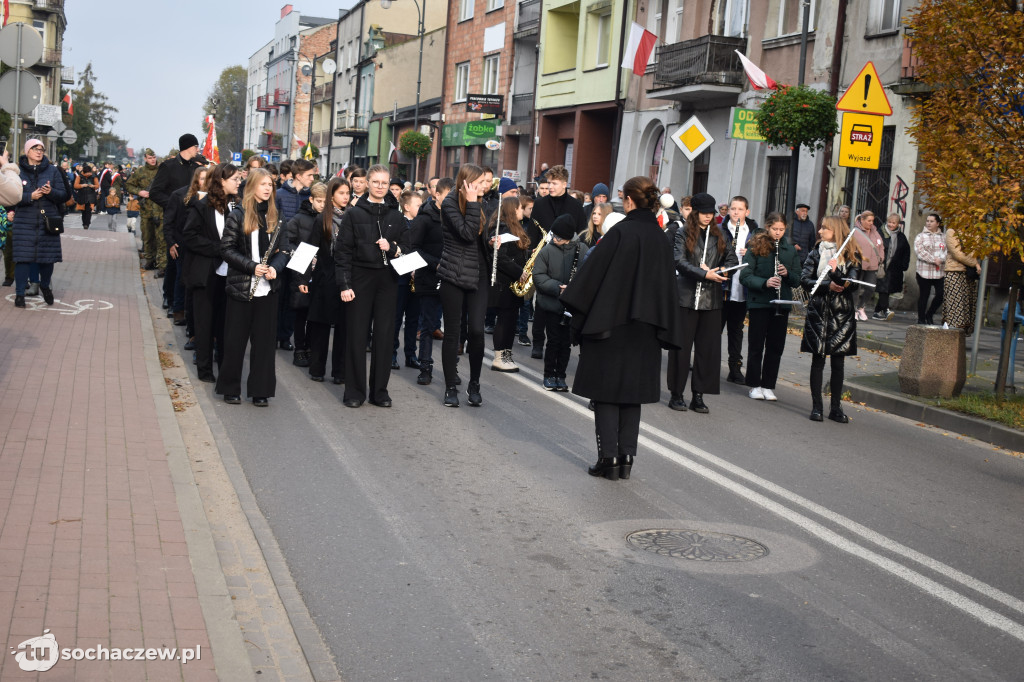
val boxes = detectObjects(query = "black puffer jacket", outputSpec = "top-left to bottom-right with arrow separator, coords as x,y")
409,198 -> 445,294
533,237 -> 588,314
220,202 -> 289,302
284,199 -> 322,304
673,223 -> 738,310
799,245 -> 861,356
438,192 -> 487,290
308,210 -> 343,324
333,193 -> 408,292
487,225 -> 530,308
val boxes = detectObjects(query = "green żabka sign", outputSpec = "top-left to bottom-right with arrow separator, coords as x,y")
442,120 -> 498,147
728,107 -> 766,142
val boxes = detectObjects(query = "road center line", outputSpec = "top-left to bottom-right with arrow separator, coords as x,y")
487,351 -> 1024,640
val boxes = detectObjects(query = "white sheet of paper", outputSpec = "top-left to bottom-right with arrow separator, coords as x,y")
391,250 -> 428,276
498,232 -> 520,244
287,242 -> 318,273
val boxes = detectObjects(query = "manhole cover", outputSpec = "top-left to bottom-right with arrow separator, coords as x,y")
626,529 -> 768,562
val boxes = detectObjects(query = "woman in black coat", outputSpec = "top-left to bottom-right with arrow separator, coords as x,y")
306,177 -> 350,383
182,163 -> 241,383
335,165 -> 409,408
11,140 -> 68,307
437,164 -> 491,407
486,197 -> 531,372
561,176 -> 682,480
285,183 -> 327,368
214,168 -> 289,406
872,213 -> 911,320
667,192 -> 738,414
800,215 -> 862,424
164,167 -> 207,325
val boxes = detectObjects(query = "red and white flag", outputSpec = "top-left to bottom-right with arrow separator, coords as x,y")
62,91 -> 73,116
735,50 -> 778,90
203,115 -> 220,163
2,0 -> 9,28
621,22 -> 657,76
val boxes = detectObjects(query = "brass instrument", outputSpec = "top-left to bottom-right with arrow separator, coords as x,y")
510,223 -> 547,298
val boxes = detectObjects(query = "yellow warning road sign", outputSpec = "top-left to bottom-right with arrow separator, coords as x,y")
836,62 -> 892,116
671,115 -> 714,161
838,112 -> 884,169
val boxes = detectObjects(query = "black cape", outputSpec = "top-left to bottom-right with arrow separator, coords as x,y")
560,208 -> 682,350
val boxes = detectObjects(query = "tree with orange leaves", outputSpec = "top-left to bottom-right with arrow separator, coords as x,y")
906,0 -> 1024,398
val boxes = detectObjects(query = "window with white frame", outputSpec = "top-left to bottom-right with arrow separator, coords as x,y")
595,13 -> 611,67
32,20 -> 46,45
714,0 -> 748,37
868,0 -> 902,34
460,0 -> 474,22
487,0 -> 504,11
482,55 -> 500,95
455,61 -> 470,101
768,0 -> 821,39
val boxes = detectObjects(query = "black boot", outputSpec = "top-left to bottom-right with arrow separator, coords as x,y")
727,360 -> 744,383
828,363 -> 848,423
293,350 -> 310,367
618,454 -> 634,480
467,380 -> 482,406
417,360 -> 433,385
588,457 -> 619,480
689,393 -> 709,413
668,392 -> 687,411
809,356 -> 825,421
443,385 -> 459,407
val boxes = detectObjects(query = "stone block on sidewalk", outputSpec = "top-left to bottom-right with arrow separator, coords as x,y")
898,325 -> 966,398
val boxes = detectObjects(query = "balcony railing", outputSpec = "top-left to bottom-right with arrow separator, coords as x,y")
40,48 -> 61,67
312,81 -> 334,103
311,131 -> 331,148
255,95 -> 276,111
258,132 -> 284,150
60,65 -> 74,84
652,35 -> 747,89
334,111 -> 368,134
516,0 -> 540,35
34,0 -> 64,11
900,36 -> 921,82
510,92 -> 534,124
274,88 -> 290,106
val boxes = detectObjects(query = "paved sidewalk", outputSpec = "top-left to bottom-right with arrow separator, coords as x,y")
0,217 -> 227,680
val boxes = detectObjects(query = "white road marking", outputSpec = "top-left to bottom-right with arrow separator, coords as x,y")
4,294 -> 114,315
487,350 -> 1024,641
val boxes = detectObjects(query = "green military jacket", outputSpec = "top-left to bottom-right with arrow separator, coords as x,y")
125,163 -> 162,218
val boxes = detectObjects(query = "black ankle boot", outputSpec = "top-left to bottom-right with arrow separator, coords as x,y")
443,385 -> 459,407
727,361 -> 744,383
809,405 -> 824,421
588,457 -> 619,480
417,361 -> 433,385
689,393 -> 709,413
828,404 -> 849,423
668,393 -> 687,411
618,455 -> 634,480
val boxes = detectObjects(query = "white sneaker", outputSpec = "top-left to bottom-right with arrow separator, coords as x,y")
490,349 -> 519,373
762,388 -> 778,401
748,387 -> 765,400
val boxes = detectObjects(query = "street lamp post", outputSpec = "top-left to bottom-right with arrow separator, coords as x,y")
381,0 -> 426,183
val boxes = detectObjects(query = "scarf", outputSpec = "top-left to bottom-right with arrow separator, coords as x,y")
817,241 -> 838,279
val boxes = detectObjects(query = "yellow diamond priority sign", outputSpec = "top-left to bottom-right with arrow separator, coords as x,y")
671,115 -> 714,161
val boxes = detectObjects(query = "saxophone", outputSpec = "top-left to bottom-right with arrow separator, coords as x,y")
511,222 -> 547,298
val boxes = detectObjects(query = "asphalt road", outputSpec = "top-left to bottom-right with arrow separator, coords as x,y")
173,317 -> 1024,681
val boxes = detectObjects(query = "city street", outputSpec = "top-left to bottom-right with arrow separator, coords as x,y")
159,278 -> 1024,680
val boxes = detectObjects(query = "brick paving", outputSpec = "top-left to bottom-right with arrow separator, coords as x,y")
0,219 -> 218,680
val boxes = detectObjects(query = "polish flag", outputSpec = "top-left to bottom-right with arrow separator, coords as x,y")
2,0 -> 9,28
621,22 -> 657,76
203,115 -> 220,163
62,91 -> 73,116
735,50 -> 778,90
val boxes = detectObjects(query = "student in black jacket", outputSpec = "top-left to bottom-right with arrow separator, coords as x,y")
486,197 -> 532,373
306,178 -> 350,383
437,165 -> 492,407
163,167 -> 207,327
215,168 -> 288,406
181,163 -> 241,383
284,183 -> 327,368
410,177 -> 452,385
335,164 -> 410,408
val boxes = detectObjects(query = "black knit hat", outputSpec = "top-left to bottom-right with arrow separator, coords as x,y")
550,214 -> 576,240
178,133 -> 199,151
690,192 -> 717,215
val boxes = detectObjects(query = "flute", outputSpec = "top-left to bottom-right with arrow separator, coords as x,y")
376,218 -> 388,267
694,223 -> 712,304
491,212 -> 500,286
249,219 -> 283,301
810,229 -> 856,297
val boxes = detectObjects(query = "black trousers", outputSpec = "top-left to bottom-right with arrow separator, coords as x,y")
916,274 -> 944,323
277,269 -> 294,342
745,307 -> 789,390
393,277 -> 421,360
191,276 -> 226,380
344,266 -> 398,403
720,299 -> 747,365
492,300 -> 521,351
163,249 -> 178,304
440,278 -> 487,386
810,354 -> 846,409
542,311 -> 571,378
216,293 -> 279,398
294,306 -> 310,350
308,320 -> 345,381
532,305 -> 550,349
668,307 -> 722,395
417,293 -> 442,363
593,402 -> 641,460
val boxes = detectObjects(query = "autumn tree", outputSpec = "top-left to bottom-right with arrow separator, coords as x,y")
202,66 -> 247,156
62,62 -> 119,160
907,0 -> 1024,398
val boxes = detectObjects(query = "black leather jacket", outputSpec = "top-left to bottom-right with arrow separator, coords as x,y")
220,202 -> 289,302
673,223 -> 739,310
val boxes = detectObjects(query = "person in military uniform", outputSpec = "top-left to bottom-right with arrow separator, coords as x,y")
126,148 -> 162,270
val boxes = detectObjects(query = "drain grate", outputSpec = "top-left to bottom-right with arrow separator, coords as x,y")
626,529 -> 768,562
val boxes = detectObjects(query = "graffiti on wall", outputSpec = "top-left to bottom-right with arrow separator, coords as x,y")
890,175 -> 909,230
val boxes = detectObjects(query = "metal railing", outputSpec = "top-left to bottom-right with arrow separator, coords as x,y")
516,0 -> 540,33
34,0 -> 64,11
274,88 -> 290,105
313,82 -> 334,103
334,111 -> 368,132
60,65 -> 74,83
510,92 -> 534,124
312,131 -> 331,148
652,35 -> 747,89
40,48 -> 61,66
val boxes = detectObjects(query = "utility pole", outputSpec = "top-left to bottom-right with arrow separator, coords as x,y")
784,1 -> 812,227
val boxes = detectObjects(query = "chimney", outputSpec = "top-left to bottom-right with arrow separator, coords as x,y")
281,4 -> 293,19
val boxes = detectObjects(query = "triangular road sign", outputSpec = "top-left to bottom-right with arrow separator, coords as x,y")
836,62 -> 892,116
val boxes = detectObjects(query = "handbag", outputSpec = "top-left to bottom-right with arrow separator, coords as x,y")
41,209 -> 64,235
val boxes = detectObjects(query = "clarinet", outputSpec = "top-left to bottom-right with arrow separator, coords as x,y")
249,219 -> 283,301
773,238 -> 784,315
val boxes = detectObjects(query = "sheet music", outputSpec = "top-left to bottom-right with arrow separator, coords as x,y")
286,242 -> 318,273
391,251 -> 428,276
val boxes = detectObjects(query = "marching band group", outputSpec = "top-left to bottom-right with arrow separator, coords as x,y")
169,157 -> 877,480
